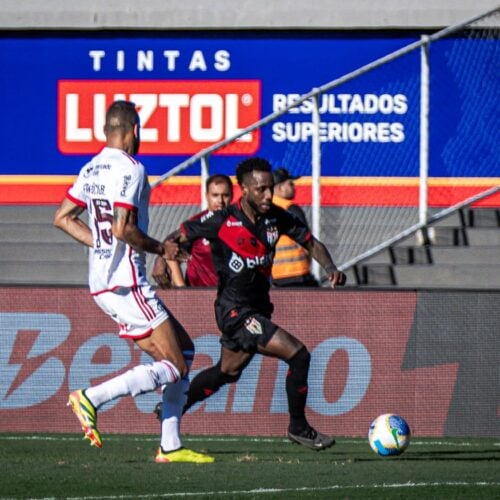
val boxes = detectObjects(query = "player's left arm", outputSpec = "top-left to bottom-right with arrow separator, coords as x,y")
53,198 -> 93,248
278,207 -> 345,287
304,237 -> 346,288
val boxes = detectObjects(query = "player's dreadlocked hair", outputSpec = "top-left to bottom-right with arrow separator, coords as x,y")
104,100 -> 138,134
235,157 -> 272,186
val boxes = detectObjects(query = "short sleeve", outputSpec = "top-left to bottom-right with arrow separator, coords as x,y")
277,207 -> 312,245
66,163 -> 90,207
182,209 -> 226,242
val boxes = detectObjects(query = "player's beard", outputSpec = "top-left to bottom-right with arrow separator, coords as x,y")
247,196 -> 270,216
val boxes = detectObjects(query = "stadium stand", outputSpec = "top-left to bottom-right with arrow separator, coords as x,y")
1,205 -> 498,288
349,208 -> 500,287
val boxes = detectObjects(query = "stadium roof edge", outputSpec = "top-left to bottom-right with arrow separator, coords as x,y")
0,0 -> 498,30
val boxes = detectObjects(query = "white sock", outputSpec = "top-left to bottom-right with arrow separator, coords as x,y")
160,377 -> 189,452
85,359 -> 180,409
160,350 -> 193,453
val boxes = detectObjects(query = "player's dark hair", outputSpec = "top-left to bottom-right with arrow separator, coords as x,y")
104,100 -> 138,134
235,157 -> 272,186
206,174 -> 233,196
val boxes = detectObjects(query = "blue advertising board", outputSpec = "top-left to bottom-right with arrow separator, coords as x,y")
0,32 -> 498,204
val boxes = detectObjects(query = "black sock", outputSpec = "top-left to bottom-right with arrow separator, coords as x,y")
183,363 -> 240,414
286,347 -> 311,434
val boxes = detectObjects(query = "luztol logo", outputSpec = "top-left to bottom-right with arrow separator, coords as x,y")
58,80 -> 261,155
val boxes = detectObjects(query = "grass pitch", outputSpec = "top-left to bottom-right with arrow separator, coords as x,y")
0,434 -> 499,499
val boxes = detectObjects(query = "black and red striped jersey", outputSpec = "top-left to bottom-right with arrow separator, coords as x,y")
180,199 -> 312,314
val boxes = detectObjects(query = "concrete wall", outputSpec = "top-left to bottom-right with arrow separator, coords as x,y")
0,0 -> 498,30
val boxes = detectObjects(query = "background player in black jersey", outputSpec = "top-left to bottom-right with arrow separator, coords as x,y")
154,157 -> 346,450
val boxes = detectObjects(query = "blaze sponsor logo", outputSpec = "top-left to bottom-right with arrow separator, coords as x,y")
58,80 -> 261,155
228,252 -> 245,273
245,254 -> 272,269
228,251 -> 272,272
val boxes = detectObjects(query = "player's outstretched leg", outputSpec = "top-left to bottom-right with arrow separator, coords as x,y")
68,389 -> 102,448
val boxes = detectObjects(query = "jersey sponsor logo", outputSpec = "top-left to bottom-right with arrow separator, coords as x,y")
93,248 -> 112,259
228,250 -> 273,272
226,220 -> 243,227
83,183 -> 106,195
58,80 -> 261,155
83,164 -> 111,178
200,210 -> 215,223
120,174 -> 132,196
244,316 -> 263,335
245,254 -> 272,269
228,252 -> 245,273
83,165 -> 95,178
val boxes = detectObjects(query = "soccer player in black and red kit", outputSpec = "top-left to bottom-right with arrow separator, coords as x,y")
155,157 -> 346,450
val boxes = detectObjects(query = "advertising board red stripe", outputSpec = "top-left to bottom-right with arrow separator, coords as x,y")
0,178 -> 498,206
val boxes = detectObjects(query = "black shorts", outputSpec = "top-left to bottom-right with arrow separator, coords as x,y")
215,302 -> 278,353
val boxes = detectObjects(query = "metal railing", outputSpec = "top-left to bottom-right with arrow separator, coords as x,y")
151,5 -> 500,279
338,185 -> 500,273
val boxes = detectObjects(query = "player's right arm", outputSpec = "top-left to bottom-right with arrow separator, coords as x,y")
53,197 -> 93,248
112,205 -> 178,259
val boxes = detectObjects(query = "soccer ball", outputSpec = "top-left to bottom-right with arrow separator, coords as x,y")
368,413 -> 411,456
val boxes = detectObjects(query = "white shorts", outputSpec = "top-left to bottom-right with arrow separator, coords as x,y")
93,285 -> 170,340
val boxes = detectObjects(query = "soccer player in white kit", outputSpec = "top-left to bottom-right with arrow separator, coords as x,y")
53,100 -> 213,463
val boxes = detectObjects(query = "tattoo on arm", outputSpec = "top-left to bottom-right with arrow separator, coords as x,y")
113,206 -> 163,254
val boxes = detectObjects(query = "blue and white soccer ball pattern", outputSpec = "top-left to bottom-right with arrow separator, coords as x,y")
368,414 -> 411,456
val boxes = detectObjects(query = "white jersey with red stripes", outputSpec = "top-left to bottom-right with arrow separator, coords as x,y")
67,146 -> 151,295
